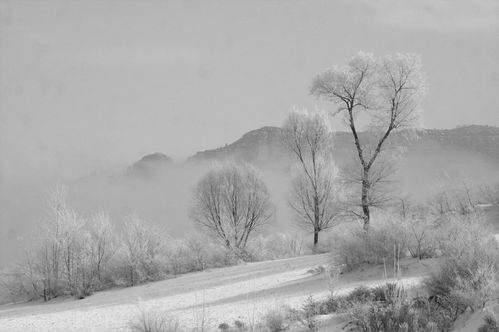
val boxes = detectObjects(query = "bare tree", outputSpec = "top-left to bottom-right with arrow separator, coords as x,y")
58,208 -> 86,297
283,109 -> 341,248
190,163 -> 274,250
44,186 -> 97,298
120,216 -> 166,286
27,185 -> 93,299
30,184 -> 76,299
311,52 -> 425,229
88,212 -> 116,285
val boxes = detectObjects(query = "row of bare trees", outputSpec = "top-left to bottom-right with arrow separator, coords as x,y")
13,186 -> 174,301
190,111 -> 340,251
1,181 -> 314,302
23,186 -> 116,300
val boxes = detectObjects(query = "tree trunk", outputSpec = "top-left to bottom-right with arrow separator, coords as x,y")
313,230 -> 319,251
361,169 -> 370,230
313,195 -> 320,249
97,263 -> 101,282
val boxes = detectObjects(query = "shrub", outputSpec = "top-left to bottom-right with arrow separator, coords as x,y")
426,216 -> 499,311
347,284 -> 456,332
246,233 -> 305,261
233,319 -> 246,331
349,300 -> 428,332
263,308 -> 288,332
216,319 -> 252,332
331,217 -> 408,272
218,322 -> 230,331
0,266 -> 37,304
402,210 -> 439,260
319,212 -> 499,332
479,312 -> 499,332
435,212 -> 494,259
288,295 -> 321,330
345,286 -> 374,304
312,283 -> 403,316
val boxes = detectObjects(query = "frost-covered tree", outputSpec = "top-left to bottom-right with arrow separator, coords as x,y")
190,163 -> 274,250
311,52 -> 425,229
120,216 -> 166,286
29,185 -> 94,299
88,212 -> 116,284
283,109 -> 341,248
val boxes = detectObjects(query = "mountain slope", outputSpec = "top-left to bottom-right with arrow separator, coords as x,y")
187,125 -> 499,165
187,126 -> 287,164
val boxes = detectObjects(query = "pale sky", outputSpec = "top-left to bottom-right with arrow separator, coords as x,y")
1,0 -> 498,181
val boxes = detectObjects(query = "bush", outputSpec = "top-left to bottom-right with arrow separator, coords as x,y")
349,300 -> 437,332
216,319 -> 249,332
331,217 -> 408,272
233,319 -> 246,331
479,312 -> 499,332
299,212 -> 499,332
246,233 -> 305,261
426,214 -> 499,311
0,266 -> 36,304
345,286 -> 375,304
218,322 -> 230,331
343,212 -> 499,331
263,308 -> 288,332
289,295 -> 321,330
402,209 -> 439,260
347,284 -> 456,332
309,283 -> 403,316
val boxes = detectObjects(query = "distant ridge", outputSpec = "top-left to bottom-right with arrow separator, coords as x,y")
187,126 -> 287,163
186,125 -> 499,164
129,125 -> 499,168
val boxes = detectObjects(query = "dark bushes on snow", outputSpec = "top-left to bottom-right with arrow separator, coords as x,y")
479,313 -> 499,332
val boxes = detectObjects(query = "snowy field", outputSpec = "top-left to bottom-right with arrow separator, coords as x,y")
0,254 -> 439,332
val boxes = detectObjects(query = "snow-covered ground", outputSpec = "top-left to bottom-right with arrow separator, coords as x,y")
0,254 -> 439,332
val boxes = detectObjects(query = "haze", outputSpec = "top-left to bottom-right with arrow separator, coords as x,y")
1,0 -> 498,178
1,0 -> 499,265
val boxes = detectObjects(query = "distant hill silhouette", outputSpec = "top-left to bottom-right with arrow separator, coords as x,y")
186,125 -> 499,165
187,126 -> 287,164
128,152 -> 174,177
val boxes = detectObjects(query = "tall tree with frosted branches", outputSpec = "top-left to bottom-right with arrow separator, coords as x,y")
283,109 -> 340,248
311,52 -> 425,229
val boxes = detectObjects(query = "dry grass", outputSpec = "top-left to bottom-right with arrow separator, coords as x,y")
130,307 -> 182,332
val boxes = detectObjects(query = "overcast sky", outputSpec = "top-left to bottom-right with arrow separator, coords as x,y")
1,0 -> 498,180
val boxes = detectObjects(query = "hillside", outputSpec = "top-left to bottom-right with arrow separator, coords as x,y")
187,125 -> 499,165
187,126 -> 288,164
